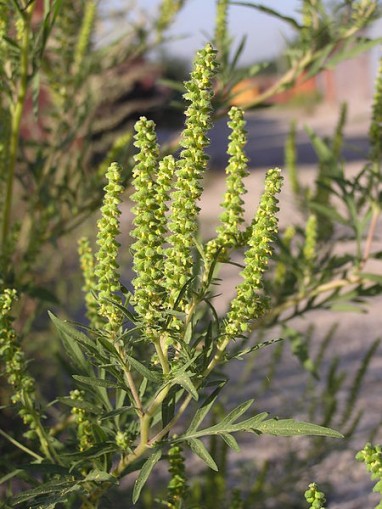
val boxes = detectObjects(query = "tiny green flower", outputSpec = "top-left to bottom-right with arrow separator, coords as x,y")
224,168 -> 282,339
156,0 -> 185,36
98,130 -> 133,178
95,162 -> 124,334
356,443 -> 382,507
73,1 -> 96,71
0,289 -> 37,430
78,237 -> 99,328
166,443 -> 188,508
206,106 -> 249,265
304,482 -> 326,509
303,214 -> 318,268
164,43 -> 218,310
70,390 -> 93,451
274,225 -> 296,287
131,118 -> 174,336
214,0 -> 229,58
370,56 -> 382,161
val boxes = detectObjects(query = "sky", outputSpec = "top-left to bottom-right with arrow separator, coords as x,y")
106,0 -> 301,65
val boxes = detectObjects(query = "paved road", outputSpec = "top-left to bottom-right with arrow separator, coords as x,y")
207,106 -> 370,170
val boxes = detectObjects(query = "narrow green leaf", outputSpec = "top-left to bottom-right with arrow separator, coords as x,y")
220,433 -> 240,452
231,2 -> 301,29
187,385 -> 224,433
49,312 -> 89,373
309,202 -> 347,225
0,468 -> 24,485
82,469 -> 118,483
57,397 -> 102,415
13,480 -> 78,504
220,399 -> 254,425
255,418 -> 343,438
132,449 -> 162,503
187,438 -> 218,471
126,355 -> 161,383
175,373 -> 199,400
98,406 -> 133,421
359,272 -> 382,284
326,37 -> 382,69
72,375 -> 120,389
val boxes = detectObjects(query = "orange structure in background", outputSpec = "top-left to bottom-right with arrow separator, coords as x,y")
230,51 -> 372,108
230,73 -> 318,107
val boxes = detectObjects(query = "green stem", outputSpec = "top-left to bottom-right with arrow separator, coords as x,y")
1,3 -> 35,250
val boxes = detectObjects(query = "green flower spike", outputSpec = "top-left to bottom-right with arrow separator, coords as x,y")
95,162 -> 124,335
0,289 -> 36,429
304,482 -> 326,509
78,237 -> 99,328
206,106 -> 249,265
214,0 -> 229,57
166,443 -> 188,508
303,214 -> 318,268
274,225 -> 296,287
356,443 -> 382,508
370,56 -> 382,161
70,389 -> 93,451
224,168 -> 282,338
156,0 -> 185,36
131,118 -> 174,335
165,43 -> 218,310
73,1 -> 96,71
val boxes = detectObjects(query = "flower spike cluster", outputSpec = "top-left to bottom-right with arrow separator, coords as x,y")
370,56 -> 382,162
165,43 -> 218,309
206,106 -> 249,264
131,118 -> 174,333
224,168 -> 282,338
0,289 -> 37,430
95,162 -> 124,334
78,237 -> 99,328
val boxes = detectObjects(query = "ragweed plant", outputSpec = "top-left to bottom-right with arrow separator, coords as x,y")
0,44 -> 344,509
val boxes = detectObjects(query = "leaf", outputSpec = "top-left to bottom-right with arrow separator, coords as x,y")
219,400 -> 254,426
187,384 -> 225,433
231,2 -> 301,29
49,312 -> 89,373
125,355 -> 161,383
12,479 -> 79,505
24,284 -> 59,304
309,202 -> 347,225
326,37 -> 382,69
220,433 -> 240,452
98,406 -> 133,421
72,375 -> 121,389
174,373 -> 199,400
0,468 -> 24,485
82,469 -> 118,484
57,397 -> 102,415
132,449 -> 162,503
359,272 -> 382,284
255,418 -> 343,438
187,438 -> 218,471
